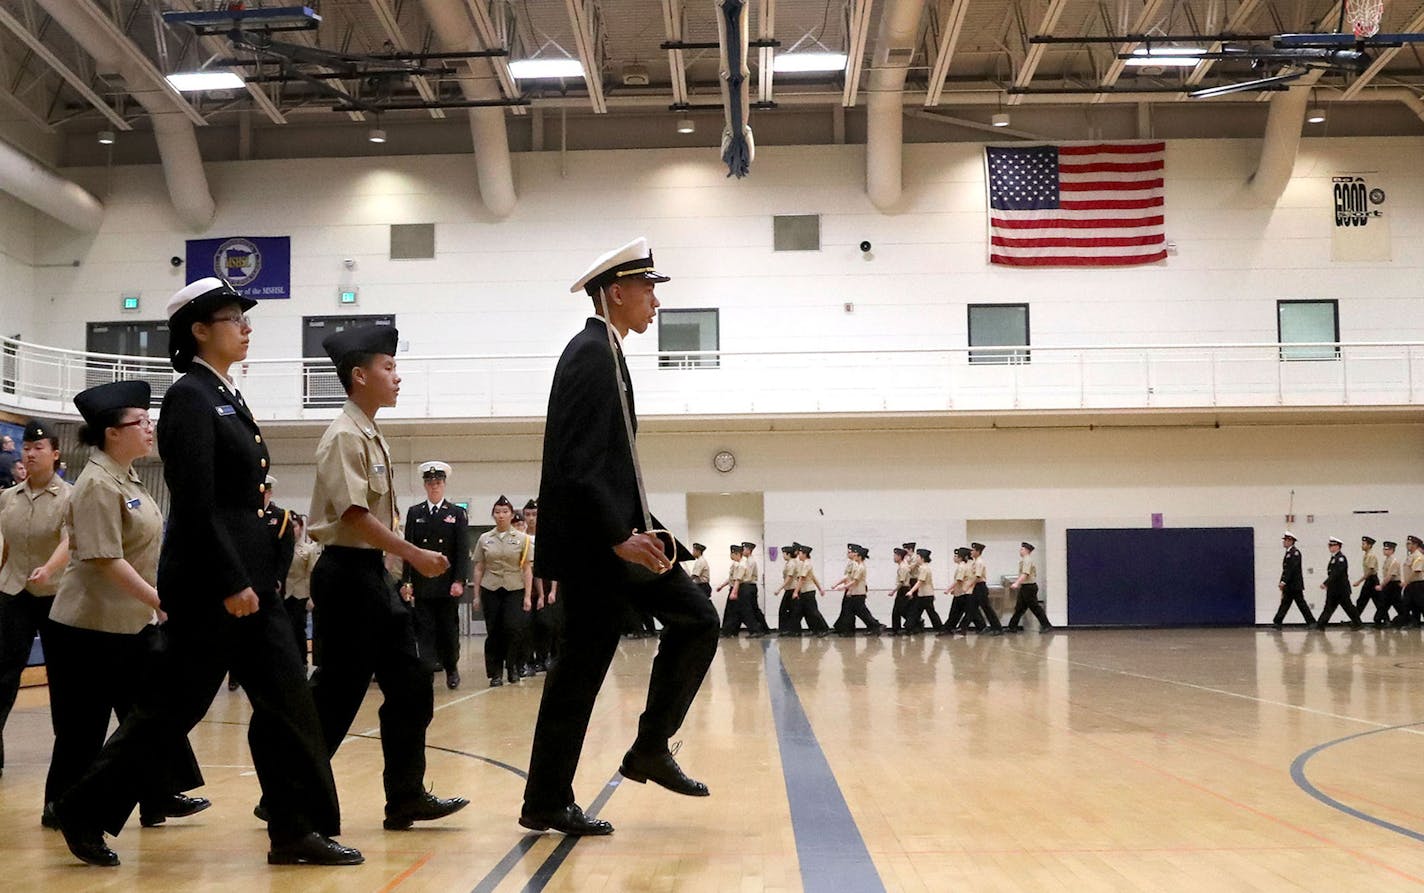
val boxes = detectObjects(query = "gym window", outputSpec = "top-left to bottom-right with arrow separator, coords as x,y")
1277,300 -> 1339,361
658,309 -> 719,369
968,303 -> 1030,365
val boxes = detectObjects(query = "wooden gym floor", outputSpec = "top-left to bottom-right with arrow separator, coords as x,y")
4,626 -> 1424,891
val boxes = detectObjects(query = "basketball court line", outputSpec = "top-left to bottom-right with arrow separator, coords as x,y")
1290,721 -> 1424,845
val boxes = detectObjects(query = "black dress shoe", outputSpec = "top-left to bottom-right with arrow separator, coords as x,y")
56,804 -> 119,867
506,665 -> 520,684
518,803 -> 613,836
619,748 -> 710,797
489,676 -> 503,688
383,792 -> 470,830
41,802 -> 59,830
254,803 -> 270,823
267,832 -> 364,866
140,793 -> 212,827
446,670 -> 461,690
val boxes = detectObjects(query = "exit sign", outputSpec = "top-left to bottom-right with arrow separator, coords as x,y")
121,296 -> 140,311
339,287 -> 358,305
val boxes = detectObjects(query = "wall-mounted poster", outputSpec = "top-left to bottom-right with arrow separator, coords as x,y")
185,236 -> 292,299
1330,175 -> 1390,263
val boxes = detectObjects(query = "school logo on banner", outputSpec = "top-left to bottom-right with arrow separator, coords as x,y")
1330,175 -> 1390,262
185,235 -> 292,299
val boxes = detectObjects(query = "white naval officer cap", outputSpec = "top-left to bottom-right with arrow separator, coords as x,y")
568,237 -> 671,297
165,276 -> 255,321
419,460 -> 452,480
1282,531 -> 1297,541
1327,536 -> 1343,545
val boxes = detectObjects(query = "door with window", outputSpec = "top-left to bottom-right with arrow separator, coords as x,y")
86,321 -> 171,405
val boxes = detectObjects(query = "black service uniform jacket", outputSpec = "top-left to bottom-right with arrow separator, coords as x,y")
157,365 -> 276,611
1326,552 -> 1350,596
401,500 -> 471,598
264,502 -> 296,594
1281,547 -> 1304,593
535,317 -> 689,581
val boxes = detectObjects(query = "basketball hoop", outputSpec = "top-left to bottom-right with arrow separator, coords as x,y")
1347,0 -> 1383,39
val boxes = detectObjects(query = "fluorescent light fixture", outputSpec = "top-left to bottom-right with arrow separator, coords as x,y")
1306,107 -> 1326,123
772,52 -> 849,73
97,130 -> 115,145
991,112 -> 1010,127
1125,47 -> 1206,67
509,58 -> 585,80
165,70 -> 245,92
676,117 -> 695,134
368,128 -> 387,143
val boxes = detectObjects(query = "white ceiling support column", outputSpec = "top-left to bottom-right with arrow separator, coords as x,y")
866,0 -> 928,211
1097,0 -> 1169,92
842,0 -> 874,107
419,0 -> 515,218
366,0 -> 445,119
1342,6 -> 1424,99
35,0 -> 214,231
1008,0 -> 1069,105
924,0 -> 972,107
566,0 -> 607,113
662,0 -> 689,106
0,135 -> 103,231
1247,71 -> 1321,206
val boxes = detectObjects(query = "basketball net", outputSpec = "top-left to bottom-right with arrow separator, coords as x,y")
1347,0 -> 1383,38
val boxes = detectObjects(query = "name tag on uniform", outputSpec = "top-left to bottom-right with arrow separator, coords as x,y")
372,464 -> 386,475
444,516 -> 456,523
215,404 -> 237,417
126,497 -> 142,510
415,517 -> 426,523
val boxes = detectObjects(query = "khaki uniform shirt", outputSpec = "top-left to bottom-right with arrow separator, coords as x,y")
0,476 -> 71,596
1383,555 -> 1402,584
743,556 -> 760,586
781,558 -> 797,591
49,452 -> 161,635
1408,552 -> 1424,586
309,401 -> 397,549
906,555 -> 923,579
689,555 -> 710,583
797,558 -> 819,594
847,561 -> 868,595
728,558 -> 747,583
915,563 -> 934,593
971,557 -> 988,585
474,528 -> 530,591
895,562 -> 911,588
1019,555 -> 1038,585
286,539 -> 321,600
953,562 -> 973,593
1362,550 -> 1380,578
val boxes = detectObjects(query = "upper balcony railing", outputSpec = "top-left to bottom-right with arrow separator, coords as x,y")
2,336 -> 1421,422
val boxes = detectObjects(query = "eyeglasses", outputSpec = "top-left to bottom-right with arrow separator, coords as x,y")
209,314 -> 251,327
114,417 -> 154,431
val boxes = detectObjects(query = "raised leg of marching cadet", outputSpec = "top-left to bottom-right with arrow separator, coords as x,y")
833,597 -> 854,635
1273,589 -> 1315,627
1316,591 -> 1363,629
973,583 -> 1004,632
1353,577 -> 1380,620
917,596 -> 945,632
1378,581 -> 1402,626
847,595 -> 882,633
1007,584 -> 1052,630
777,592 -> 802,636
800,593 -> 831,635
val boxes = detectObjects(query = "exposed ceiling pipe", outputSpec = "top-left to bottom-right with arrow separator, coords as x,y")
865,0 -> 927,212
1247,72 -> 1321,206
35,0 -> 215,232
419,0 -> 516,218
0,137 -> 103,232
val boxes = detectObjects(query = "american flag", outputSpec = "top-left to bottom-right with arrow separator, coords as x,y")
986,142 -> 1166,267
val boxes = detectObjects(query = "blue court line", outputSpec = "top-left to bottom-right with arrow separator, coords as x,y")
764,640 -> 886,893
1290,720 -> 1424,843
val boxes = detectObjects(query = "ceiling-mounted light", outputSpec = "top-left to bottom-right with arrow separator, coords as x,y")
368,127 -> 387,143
509,58 -> 585,80
991,112 -> 1010,127
1306,107 -> 1327,123
97,130 -> 115,145
676,117 -> 695,134
1124,46 -> 1207,67
772,52 -> 849,73
164,70 -> 245,92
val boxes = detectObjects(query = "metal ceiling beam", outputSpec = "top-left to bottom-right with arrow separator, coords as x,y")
758,0 -> 775,103
1098,0 -> 1171,90
0,5 -> 130,130
165,0 -> 284,124
565,0 -> 606,113
662,0 -> 688,106
462,0 -> 524,114
1184,0 -> 1266,87
1009,0 -> 1071,105
62,0 -> 206,126
925,0 -> 973,106
842,0 -> 874,106
1342,5 -> 1424,98
365,0 -> 445,119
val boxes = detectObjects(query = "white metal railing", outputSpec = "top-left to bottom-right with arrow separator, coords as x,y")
2,336 -> 1421,422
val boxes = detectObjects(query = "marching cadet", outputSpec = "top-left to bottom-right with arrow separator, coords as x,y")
0,418 -> 69,786
56,279 -> 355,867
306,324 -> 467,831
1352,536 -> 1385,626
524,499 -> 561,674
400,461 -> 471,690
284,515 -> 319,669
740,542 -> 771,636
1272,532 -> 1314,629
229,474 -> 297,690
941,548 -> 980,635
1379,541 -> 1403,627
1316,537 -> 1364,631
969,542 -> 1003,635
716,543 -> 753,637
902,548 -> 942,633
1396,536 -> 1424,628
473,496 -> 534,686
794,544 -> 831,637
1006,542 -> 1053,632
831,545 -> 883,636
889,547 -> 913,634
687,543 -> 712,597
776,543 -> 803,636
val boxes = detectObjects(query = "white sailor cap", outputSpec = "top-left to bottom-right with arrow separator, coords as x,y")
1327,536 -> 1343,546
165,277 -> 255,322
419,460 -> 452,480
1282,531 -> 1297,540
568,237 -> 670,297
264,474 -> 277,487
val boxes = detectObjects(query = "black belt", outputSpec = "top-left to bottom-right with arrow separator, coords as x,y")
320,545 -> 384,565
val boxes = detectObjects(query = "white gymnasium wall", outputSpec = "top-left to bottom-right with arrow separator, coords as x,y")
0,191 -> 36,338
21,136 -> 1424,356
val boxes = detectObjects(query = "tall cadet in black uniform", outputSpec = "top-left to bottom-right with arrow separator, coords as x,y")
1272,532 -> 1314,629
56,278 -> 356,866
522,238 -> 719,837
1316,536 -> 1365,630
400,461 -> 471,690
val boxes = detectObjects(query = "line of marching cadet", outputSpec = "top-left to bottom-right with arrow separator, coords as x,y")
1275,532 -> 1424,630
684,540 -> 1056,638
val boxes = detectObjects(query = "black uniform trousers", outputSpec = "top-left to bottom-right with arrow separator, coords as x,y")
833,594 -> 882,635
310,547 -> 433,807
1007,583 -> 1052,629
59,591 -> 338,843
1273,587 -> 1315,626
1398,581 -> 1424,627
412,596 -> 461,674
798,591 -> 831,632
1317,582 -> 1364,628
890,586 -> 912,632
283,597 -> 310,667
720,583 -> 764,635
530,596 -> 564,666
945,594 -> 984,631
904,593 -> 944,632
0,590 -> 54,770
777,589 -> 802,634
1353,575 -> 1388,624
523,565 -> 718,814
1383,581 -> 1409,626
695,581 -> 712,598
480,587 -> 530,679
971,582 -> 1003,630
